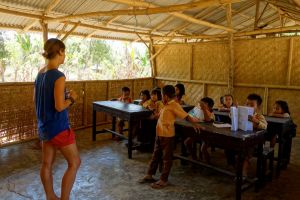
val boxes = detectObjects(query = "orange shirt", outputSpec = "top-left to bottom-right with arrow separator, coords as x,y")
118,96 -> 132,103
156,100 -> 188,137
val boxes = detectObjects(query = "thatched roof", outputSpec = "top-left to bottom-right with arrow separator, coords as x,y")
0,0 -> 300,42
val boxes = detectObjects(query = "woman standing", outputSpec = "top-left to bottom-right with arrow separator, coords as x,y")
34,38 -> 81,200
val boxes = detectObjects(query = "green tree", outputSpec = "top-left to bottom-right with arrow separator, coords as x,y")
0,32 -> 9,82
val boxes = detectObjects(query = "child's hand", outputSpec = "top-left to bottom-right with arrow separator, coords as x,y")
193,124 -> 204,133
248,115 -> 259,124
200,102 -> 209,111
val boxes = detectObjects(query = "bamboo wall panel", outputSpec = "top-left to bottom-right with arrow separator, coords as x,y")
133,78 -> 154,99
234,38 -> 289,85
193,42 -> 229,82
155,44 -> 191,79
85,81 -> 108,126
206,85 -> 229,107
183,83 -> 205,105
291,38 -> 300,86
0,84 -> 36,145
233,86 -> 266,113
65,82 -> 85,128
108,80 -> 133,100
268,89 -> 300,128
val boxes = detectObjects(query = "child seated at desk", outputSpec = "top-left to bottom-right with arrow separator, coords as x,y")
139,90 -> 150,105
184,97 -> 215,161
175,83 -> 185,105
268,100 -> 290,148
139,85 -> 201,189
218,94 -> 234,112
242,94 -> 267,179
116,87 -> 132,139
143,88 -> 164,120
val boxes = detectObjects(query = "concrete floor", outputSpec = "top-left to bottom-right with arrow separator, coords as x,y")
0,126 -> 299,200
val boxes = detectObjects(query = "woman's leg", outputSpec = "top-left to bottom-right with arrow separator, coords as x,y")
59,143 -> 81,200
40,141 -> 59,200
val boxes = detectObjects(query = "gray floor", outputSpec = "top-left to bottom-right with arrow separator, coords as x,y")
0,126 -> 299,200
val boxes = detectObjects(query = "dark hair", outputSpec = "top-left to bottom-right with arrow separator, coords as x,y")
42,38 -> 65,59
201,97 -> 214,110
224,94 -> 233,100
247,93 -> 262,106
162,85 -> 175,99
220,96 -> 224,105
175,83 -> 185,96
275,100 -> 290,114
140,90 -> 150,100
151,88 -> 162,100
122,87 -> 130,92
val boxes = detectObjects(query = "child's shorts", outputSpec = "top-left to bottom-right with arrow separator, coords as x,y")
46,129 -> 76,148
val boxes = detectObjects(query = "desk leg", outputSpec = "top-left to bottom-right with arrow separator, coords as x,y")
276,134 -> 284,178
112,116 -> 116,138
255,143 -> 263,191
128,120 -> 133,159
236,153 -> 244,200
92,110 -> 96,141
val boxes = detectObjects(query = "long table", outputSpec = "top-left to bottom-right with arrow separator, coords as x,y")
92,101 -> 152,158
213,110 -> 294,177
175,120 -> 266,200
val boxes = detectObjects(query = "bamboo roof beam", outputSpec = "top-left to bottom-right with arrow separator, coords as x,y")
22,20 -> 38,32
85,30 -> 98,39
44,0 -> 62,14
56,22 -> 70,39
48,0 -> 238,32
254,0 -> 261,30
61,22 -> 80,41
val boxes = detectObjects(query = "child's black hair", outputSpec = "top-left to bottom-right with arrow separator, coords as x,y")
275,100 -> 290,115
162,85 -> 176,99
140,90 -> 150,100
201,97 -> 214,110
220,96 -> 224,105
122,87 -> 130,92
151,88 -> 162,100
175,83 -> 185,96
247,93 -> 262,106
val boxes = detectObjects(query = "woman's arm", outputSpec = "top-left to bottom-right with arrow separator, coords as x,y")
54,76 -> 76,112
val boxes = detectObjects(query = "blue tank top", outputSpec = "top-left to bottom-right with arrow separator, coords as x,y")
34,69 -> 70,141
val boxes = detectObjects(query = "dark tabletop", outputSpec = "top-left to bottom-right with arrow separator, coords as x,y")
93,101 -> 151,114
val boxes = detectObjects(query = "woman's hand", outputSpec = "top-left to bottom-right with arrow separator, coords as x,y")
69,90 -> 78,101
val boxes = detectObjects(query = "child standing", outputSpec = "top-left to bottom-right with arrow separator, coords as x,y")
268,100 -> 290,147
139,85 -> 201,189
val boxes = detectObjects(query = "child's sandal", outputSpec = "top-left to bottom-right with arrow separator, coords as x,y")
150,181 -> 168,189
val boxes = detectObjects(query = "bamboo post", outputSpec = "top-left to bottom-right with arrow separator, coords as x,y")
40,20 -> 48,43
83,82 -> 88,126
227,4 -> 234,94
263,87 -> 269,115
189,45 -> 194,80
287,38 -> 294,85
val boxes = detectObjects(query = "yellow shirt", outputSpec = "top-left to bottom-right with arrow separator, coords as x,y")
254,112 -> 268,130
143,99 -> 164,115
156,100 -> 188,137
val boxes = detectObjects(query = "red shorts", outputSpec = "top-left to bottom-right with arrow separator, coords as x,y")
47,129 -> 76,148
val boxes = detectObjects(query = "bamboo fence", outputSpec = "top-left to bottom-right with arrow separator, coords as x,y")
0,78 -> 153,146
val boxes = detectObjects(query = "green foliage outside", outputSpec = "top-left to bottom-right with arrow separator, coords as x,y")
0,31 -> 151,82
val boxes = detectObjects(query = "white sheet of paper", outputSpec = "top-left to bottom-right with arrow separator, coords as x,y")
238,106 -> 254,131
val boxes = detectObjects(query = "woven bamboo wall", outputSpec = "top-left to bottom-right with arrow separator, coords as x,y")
154,36 -> 300,133
0,78 -> 153,146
